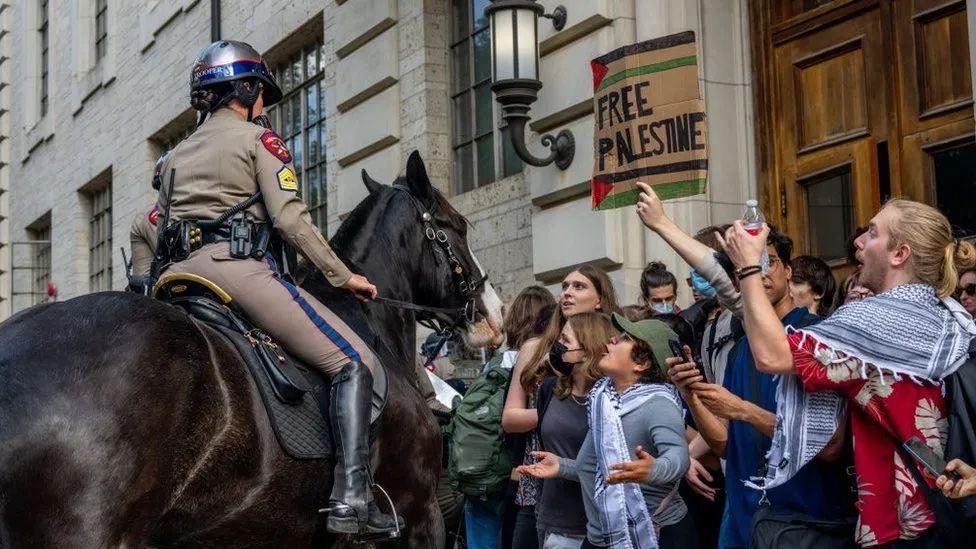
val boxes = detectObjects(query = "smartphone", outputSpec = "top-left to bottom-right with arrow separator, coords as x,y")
902,437 -> 959,480
668,339 -> 685,359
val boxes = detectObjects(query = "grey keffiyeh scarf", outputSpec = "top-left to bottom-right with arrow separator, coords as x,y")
750,284 -> 976,491
589,377 -> 684,549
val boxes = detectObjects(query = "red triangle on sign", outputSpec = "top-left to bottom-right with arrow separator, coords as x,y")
591,60 -> 609,90
592,178 -> 613,209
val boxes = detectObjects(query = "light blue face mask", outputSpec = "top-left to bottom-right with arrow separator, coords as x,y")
689,268 -> 717,298
650,301 -> 675,315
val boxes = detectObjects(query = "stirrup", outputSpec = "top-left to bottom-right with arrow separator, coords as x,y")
318,483 -> 402,541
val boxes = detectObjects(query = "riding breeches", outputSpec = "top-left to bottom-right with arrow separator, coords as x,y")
164,242 -> 378,376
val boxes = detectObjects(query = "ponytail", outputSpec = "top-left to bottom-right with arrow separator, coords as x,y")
943,239 -> 976,297
885,199 -> 974,298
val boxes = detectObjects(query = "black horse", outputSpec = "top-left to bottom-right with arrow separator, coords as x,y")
0,152 -> 504,548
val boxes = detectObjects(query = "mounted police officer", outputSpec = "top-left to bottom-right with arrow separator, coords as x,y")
154,40 -> 400,538
127,152 -> 168,293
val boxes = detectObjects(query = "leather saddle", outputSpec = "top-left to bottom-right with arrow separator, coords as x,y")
153,272 -> 389,460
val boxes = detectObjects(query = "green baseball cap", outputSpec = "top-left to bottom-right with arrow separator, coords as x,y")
611,313 -> 680,374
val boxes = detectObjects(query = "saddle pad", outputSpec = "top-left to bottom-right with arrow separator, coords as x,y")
212,324 -> 333,460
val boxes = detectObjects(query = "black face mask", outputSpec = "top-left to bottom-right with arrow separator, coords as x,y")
549,341 -> 581,376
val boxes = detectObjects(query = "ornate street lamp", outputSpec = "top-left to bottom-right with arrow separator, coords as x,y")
486,1 -> 574,170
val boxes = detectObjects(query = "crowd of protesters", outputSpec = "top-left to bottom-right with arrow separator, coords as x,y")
431,181 -> 976,549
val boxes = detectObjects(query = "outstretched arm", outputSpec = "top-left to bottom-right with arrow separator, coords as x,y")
635,182 -> 741,314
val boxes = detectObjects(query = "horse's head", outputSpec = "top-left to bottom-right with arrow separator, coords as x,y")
354,152 -> 505,348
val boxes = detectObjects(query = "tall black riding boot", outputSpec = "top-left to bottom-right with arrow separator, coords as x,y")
323,362 -> 402,537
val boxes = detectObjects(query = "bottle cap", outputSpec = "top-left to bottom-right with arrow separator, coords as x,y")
745,199 -> 758,207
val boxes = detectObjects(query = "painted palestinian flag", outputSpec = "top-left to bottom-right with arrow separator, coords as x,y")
591,31 -> 708,210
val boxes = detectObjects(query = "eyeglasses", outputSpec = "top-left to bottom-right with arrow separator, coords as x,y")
960,284 -> 976,297
610,333 -> 633,345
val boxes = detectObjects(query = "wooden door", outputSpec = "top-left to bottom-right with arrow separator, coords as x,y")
893,0 -> 975,214
751,0 -> 975,262
766,1 -> 889,264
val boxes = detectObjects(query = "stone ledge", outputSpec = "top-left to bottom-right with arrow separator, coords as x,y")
335,0 -> 398,59
529,99 -> 592,134
530,181 -> 589,209
21,117 -> 53,163
540,14 -> 613,57
337,76 -> 398,113
337,135 -> 399,167
72,62 -> 116,117
139,0 -> 200,53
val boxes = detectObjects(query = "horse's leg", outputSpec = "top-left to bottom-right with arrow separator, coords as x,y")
373,375 -> 446,549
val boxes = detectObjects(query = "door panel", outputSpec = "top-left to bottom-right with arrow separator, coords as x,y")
769,4 -> 887,250
785,139 -> 879,262
753,0 -> 975,255
894,0 -> 972,133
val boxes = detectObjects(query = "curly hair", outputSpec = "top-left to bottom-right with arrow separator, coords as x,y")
629,338 -> 668,384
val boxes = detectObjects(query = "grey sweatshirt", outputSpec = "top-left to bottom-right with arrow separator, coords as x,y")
555,392 -> 690,546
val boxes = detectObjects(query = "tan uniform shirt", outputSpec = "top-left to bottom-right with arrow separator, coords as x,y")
158,108 -> 352,286
129,205 -> 159,278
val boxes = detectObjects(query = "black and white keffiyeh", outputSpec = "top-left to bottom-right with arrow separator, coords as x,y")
750,284 -> 976,491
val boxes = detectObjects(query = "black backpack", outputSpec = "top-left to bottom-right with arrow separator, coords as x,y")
942,345 -> 976,523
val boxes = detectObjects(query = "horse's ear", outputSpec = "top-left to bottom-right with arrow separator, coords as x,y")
361,169 -> 384,195
405,151 -> 432,199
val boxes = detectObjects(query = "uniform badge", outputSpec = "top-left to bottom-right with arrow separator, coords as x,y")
276,166 -> 298,192
148,205 -> 161,226
260,131 -> 293,163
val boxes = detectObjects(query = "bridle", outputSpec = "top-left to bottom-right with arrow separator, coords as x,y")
371,184 -> 488,347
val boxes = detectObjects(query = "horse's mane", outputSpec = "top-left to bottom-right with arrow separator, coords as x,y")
300,174 -> 471,376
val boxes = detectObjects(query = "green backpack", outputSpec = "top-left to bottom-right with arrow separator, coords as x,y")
447,357 -> 513,497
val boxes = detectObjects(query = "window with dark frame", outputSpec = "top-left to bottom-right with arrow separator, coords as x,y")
933,141 -> 976,239
803,168 -> 855,263
39,0 -> 50,117
88,184 -> 113,292
95,0 -> 108,62
450,0 -> 522,194
266,41 -> 327,232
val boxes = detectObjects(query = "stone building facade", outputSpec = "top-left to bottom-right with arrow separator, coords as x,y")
0,0 -> 824,318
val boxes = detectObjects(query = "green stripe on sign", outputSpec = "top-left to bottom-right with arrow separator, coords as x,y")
597,55 -> 698,91
596,178 -> 707,210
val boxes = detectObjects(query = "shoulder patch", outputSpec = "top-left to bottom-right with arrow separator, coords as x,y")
260,131 -> 293,163
148,204 -> 161,226
276,166 -> 299,192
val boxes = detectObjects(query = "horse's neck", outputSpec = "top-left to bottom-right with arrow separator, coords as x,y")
331,197 -> 421,368
354,250 -> 419,367
364,306 -> 416,367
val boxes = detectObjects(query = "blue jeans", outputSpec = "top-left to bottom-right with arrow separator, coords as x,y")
465,496 -> 506,549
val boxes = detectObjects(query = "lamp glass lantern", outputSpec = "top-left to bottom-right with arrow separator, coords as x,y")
489,2 -> 540,82
486,1 -> 574,170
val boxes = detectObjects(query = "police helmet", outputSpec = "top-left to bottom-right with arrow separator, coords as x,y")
151,150 -> 170,191
190,40 -> 283,109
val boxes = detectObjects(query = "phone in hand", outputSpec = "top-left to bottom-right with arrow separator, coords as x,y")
668,339 -> 685,359
902,437 -> 960,480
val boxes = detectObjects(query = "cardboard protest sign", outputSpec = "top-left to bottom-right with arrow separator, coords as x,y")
591,31 -> 708,210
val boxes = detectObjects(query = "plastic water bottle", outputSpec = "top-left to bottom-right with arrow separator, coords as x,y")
743,199 -> 769,274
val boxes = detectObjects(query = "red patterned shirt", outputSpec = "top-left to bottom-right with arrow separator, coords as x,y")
789,332 -> 946,547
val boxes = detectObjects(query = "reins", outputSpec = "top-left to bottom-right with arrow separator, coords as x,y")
367,184 -> 489,367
